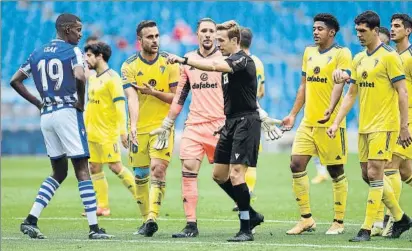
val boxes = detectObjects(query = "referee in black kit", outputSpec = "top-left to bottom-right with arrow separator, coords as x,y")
166,20 -> 282,242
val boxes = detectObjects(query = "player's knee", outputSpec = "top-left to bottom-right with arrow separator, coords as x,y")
327,165 -> 344,179
151,163 -> 167,180
182,161 -> 196,173
52,169 -> 68,184
134,167 -> 150,179
229,167 -> 244,184
89,163 -> 102,174
367,164 -> 382,181
212,170 -> 229,184
290,159 -> 306,173
108,162 -> 122,174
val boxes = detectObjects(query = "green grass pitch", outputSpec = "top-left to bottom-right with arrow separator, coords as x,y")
1,154 -> 412,250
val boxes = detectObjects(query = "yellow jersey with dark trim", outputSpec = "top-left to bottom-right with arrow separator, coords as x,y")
351,43 -> 405,133
85,69 -> 125,143
121,52 -> 180,133
399,45 -> 412,123
301,44 -> 352,128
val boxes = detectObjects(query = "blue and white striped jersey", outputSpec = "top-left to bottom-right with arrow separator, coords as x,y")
19,39 -> 84,114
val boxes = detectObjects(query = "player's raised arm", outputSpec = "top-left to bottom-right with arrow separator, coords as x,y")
319,48 -> 353,124
168,65 -> 190,120
10,55 -> 43,110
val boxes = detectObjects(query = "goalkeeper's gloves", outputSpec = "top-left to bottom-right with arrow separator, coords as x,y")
258,108 -> 283,140
150,117 -> 174,150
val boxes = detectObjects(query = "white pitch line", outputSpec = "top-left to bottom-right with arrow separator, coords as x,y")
2,237 -> 412,251
11,217 -> 361,226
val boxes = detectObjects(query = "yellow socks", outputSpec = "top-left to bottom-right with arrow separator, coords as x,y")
91,171 -> 109,209
245,167 -> 257,193
362,180 -> 383,230
292,171 -> 311,216
385,169 -> 402,201
148,180 -> 166,221
134,167 -> 150,222
332,174 -> 348,222
117,166 -> 137,198
382,176 -> 404,221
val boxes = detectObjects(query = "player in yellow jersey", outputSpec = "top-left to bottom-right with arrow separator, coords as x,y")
327,11 -> 412,242
83,42 -> 137,217
281,14 -> 351,235
121,20 -> 180,237
372,13 -> 412,237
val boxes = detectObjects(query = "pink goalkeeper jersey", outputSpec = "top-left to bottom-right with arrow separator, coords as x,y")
172,48 -> 225,125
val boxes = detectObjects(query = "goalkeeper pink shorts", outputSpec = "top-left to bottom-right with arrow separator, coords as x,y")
180,119 -> 225,163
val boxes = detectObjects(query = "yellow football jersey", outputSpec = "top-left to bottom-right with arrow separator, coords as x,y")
121,52 -> 180,133
301,44 -> 352,128
399,45 -> 412,123
251,55 -> 265,91
85,69 -> 126,143
352,43 -> 405,133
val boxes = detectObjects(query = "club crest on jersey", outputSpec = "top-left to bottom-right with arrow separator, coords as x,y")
362,71 -> 368,79
148,79 -> 157,87
313,66 -> 320,74
159,66 -> 166,74
223,73 -> 229,84
200,73 -> 208,81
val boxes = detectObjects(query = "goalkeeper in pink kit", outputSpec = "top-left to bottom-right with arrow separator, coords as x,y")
151,18 -> 283,238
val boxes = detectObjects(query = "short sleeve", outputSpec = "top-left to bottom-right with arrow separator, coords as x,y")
19,53 -> 32,77
386,53 -> 405,84
121,62 -> 135,89
301,48 -> 308,77
337,48 -> 353,76
168,63 -> 180,88
350,55 -> 360,84
225,53 -> 248,73
71,47 -> 84,69
110,74 -> 126,103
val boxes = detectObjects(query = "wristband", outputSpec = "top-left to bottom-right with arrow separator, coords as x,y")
183,57 -> 188,65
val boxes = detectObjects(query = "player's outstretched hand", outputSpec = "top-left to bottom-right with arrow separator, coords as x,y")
213,125 -> 224,136
326,124 -> 338,138
149,117 -> 175,150
398,126 -> 412,149
281,115 -> 295,131
318,108 -> 332,124
130,83 -> 154,95
121,134 -> 128,149
166,54 -> 185,64
332,69 -> 351,84
258,108 -> 283,140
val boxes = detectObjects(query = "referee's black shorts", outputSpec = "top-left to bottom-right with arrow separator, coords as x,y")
214,111 -> 261,167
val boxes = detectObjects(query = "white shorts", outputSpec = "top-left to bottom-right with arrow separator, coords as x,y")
40,108 -> 89,159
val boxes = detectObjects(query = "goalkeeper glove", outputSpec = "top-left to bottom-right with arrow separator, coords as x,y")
149,117 -> 174,150
258,108 -> 283,140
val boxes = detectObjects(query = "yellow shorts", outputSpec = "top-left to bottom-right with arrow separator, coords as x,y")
358,131 -> 398,162
393,125 -> 412,160
291,126 -> 347,165
88,141 -> 121,164
129,132 -> 174,167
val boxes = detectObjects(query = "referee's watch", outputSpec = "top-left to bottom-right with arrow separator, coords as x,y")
182,57 -> 188,65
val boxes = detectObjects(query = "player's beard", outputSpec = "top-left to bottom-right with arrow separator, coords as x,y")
202,41 -> 213,51
143,43 -> 158,55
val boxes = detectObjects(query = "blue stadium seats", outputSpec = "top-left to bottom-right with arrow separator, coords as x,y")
1,1 -> 411,154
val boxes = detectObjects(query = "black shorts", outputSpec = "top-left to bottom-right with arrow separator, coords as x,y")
214,112 -> 261,167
